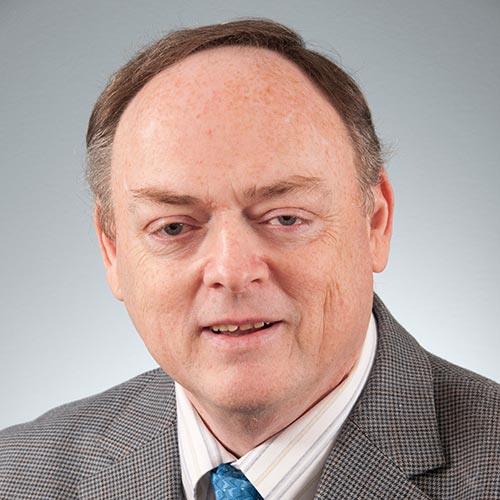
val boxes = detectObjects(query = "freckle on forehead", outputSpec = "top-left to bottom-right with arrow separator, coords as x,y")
115,45 -> 354,172
131,47 -> 323,119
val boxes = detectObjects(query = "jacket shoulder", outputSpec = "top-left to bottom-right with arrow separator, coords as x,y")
0,368 -> 168,499
417,351 -> 500,497
372,295 -> 500,498
429,350 -> 500,446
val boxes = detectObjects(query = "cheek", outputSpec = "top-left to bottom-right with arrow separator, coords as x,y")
116,246 -> 192,355
117,239 -> 181,302
270,239 -> 337,301
292,226 -> 373,337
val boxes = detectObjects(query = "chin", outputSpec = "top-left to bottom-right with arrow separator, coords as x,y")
200,380 -> 287,416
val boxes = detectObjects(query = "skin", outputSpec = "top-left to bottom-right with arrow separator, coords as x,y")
97,46 -> 393,457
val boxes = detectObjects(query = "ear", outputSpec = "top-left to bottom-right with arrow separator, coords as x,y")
368,170 -> 394,273
94,206 -> 123,301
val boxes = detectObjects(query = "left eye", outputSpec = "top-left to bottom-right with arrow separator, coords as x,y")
269,215 -> 301,226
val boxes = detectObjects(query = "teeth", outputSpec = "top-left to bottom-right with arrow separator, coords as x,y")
239,323 -> 254,331
209,321 -> 272,333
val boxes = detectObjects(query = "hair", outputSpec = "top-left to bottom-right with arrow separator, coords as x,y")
86,18 -> 384,238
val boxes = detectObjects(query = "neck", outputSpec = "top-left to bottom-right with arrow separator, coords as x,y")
184,375 -> 348,457
193,405 -> 290,457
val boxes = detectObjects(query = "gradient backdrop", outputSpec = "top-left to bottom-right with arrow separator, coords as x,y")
1,0 -> 499,429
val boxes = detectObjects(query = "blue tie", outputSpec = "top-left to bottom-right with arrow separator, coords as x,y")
210,463 -> 263,500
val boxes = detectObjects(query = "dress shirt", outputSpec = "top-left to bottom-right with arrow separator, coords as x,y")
176,314 -> 377,500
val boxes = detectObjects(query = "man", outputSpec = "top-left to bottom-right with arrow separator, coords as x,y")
1,19 -> 499,499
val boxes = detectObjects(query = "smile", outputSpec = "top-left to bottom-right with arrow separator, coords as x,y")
208,321 -> 275,334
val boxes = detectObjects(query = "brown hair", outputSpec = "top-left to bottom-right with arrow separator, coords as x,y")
86,19 -> 384,238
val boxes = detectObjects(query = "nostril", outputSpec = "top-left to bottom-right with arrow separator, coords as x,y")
201,229 -> 270,292
203,260 -> 269,293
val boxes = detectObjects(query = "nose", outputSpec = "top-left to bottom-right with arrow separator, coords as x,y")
202,219 -> 270,293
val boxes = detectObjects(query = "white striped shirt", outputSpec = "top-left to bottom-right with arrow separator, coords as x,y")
176,314 -> 377,500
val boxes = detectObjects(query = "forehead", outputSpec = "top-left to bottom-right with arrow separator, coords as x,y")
112,46 -> 356,194
123,46 -> 337,124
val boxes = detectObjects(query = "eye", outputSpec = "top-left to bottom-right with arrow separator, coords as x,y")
268,215 -> 302,226
160,223 -> 185,236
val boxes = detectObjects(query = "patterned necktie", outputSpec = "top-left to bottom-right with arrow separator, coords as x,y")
210,463 -> 263,500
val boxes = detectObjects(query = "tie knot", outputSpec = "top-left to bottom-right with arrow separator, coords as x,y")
210,463 -> 263,500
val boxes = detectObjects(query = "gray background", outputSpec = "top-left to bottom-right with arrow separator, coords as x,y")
1,0 -> 499,430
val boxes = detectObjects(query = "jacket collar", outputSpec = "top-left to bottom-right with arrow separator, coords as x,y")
315,294 -> 445,498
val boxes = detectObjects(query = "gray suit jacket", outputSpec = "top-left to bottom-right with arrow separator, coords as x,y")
1,296 -> 500,499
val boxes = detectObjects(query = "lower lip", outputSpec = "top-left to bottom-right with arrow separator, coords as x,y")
201,322 -> 282,351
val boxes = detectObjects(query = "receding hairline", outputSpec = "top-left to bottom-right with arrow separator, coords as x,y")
87,19 -> 385,239
116,44 -> 345,138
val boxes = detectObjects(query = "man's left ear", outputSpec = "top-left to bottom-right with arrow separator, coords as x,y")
368,170 -> 394,273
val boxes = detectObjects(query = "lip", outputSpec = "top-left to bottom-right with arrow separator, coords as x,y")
201,318 -> 279,330
201,321 -> 283,351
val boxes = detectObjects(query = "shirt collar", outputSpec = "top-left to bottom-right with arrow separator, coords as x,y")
176,314 -> 377,500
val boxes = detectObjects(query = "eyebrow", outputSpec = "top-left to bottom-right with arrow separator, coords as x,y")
243,175 -> 329,201
129,188 -> 201,207
129,175 -> 329,208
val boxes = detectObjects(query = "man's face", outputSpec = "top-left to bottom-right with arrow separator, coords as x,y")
99,47 -> 392,420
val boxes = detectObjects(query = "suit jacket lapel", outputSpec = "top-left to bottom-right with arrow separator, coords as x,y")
315,420 -> 434,499
78,370 -> 184,500
315,295 -> 446,498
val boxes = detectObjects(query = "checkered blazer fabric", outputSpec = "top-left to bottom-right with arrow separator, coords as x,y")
1,295 -> 500,499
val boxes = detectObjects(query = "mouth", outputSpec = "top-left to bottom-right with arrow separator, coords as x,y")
205,321 -> 276,336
